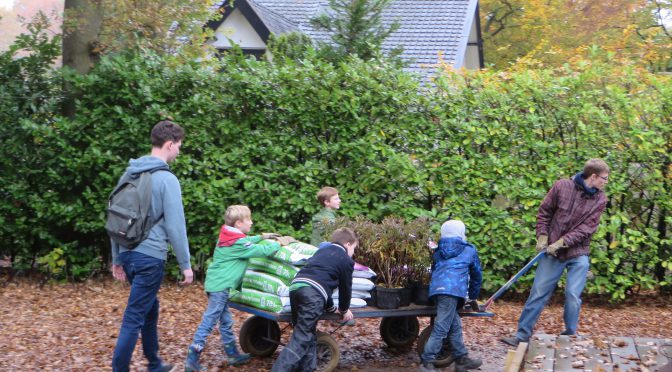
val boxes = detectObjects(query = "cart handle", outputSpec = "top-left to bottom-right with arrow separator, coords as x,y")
482,251 -> 545,310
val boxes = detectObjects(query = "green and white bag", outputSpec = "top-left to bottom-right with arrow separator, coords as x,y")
248,257 -> 299,284
231,287 -> 290,313
285,242 -> 318,256
270,245 -> 313,266
242,269 -> 290,296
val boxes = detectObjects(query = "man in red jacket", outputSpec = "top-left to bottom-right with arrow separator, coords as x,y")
502,159 -> 609,347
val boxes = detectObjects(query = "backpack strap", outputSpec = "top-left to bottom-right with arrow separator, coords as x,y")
147,166 -> 174,223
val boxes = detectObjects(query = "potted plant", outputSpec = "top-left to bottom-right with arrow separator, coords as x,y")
328,216 -> 433,309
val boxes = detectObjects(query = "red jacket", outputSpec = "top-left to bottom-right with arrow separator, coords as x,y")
536,178 -> 608,260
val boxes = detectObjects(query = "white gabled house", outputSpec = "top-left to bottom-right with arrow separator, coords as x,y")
206,0 -> 484,79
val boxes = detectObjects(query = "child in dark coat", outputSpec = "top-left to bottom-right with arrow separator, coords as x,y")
271,227 -> 357,372
420,220 -> 483,372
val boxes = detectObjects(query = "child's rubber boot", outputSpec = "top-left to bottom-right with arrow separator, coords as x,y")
224,342 -> 251,366
184,344 -> 205,372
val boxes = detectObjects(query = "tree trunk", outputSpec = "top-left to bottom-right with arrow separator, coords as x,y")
62,0 -> 103,117
62,0 -> 103,74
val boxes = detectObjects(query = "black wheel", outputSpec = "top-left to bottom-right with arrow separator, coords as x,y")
379,316 -> 420,348
316,331 -> 339,372
416,325 -> 455,368
239,316 -> 281,357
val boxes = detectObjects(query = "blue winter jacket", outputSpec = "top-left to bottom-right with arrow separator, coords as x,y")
428,237 -> 482,304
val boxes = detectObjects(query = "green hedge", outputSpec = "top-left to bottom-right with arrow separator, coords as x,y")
0,27 -> 669,300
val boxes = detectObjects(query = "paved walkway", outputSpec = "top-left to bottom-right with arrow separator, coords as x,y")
523,334 -> 672,371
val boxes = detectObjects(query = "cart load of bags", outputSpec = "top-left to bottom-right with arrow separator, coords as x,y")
231,240 -> 376,313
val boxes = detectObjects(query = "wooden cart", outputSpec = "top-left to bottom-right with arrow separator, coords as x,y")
230,302 -> 494,371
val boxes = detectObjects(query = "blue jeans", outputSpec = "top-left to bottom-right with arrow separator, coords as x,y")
112,251 -> 166,372
271,286 -> 325,372
516,254 -> 590,341
191,290 -> 235,348
421,295 -> 468,364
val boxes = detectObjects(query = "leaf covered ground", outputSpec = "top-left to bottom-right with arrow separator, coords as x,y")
1,280 -> 670,371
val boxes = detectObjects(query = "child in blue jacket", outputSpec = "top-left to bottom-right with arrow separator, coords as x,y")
420,220 -> 483,372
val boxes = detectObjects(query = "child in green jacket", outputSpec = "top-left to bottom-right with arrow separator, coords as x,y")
185,205 -> 282,371
310,186 -> 341,246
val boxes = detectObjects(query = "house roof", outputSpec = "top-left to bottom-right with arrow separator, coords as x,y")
211,0 -> 479,75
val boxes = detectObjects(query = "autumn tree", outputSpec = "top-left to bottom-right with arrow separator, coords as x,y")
480,0 -> 672,71
62,0 -> 219,74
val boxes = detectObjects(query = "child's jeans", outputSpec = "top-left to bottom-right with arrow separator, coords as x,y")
420,295 -> 468,364
191,290 -> 236,348
271,286 -> 325,372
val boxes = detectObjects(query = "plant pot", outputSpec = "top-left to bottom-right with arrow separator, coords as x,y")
400,287 -> 412,307
375,286 -> 401,309
365,287 -> 377,307
412,285 -> 433,306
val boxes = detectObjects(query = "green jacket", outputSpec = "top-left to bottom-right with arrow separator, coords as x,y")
204,236 -> 280,293
310,208 -> 336,246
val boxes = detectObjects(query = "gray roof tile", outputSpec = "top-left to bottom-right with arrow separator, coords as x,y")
213,0 -> 477,77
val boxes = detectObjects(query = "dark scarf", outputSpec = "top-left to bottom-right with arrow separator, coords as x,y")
573,172 -> 598,197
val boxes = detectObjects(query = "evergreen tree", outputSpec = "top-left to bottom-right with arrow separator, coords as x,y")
311,0 -> 401,61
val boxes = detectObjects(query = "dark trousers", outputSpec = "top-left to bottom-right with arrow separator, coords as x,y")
112,251 -> 165,372
271,286 -> 325,372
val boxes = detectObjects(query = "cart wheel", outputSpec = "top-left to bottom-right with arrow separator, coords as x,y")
316,331 -> 339,372
379,316 -> 420,349
416,325 -> 455,368
239,316 -> 281,357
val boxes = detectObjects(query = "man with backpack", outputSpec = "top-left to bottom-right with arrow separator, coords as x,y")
109,120 -> 193,372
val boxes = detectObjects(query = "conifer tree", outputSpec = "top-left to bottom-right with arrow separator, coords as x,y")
311,0 -> 401,61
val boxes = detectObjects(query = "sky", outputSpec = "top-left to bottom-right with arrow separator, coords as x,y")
0,0 -> 63,51
0,0 -> 15,11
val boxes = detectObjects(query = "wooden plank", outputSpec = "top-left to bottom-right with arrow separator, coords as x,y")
229,302 -> 495,322
523,334 -> 555,372
609,336 -> 640,371
505,349 -> 517,372
635,338 -> 668,371
506,342 -> 529,372
554,335 -> 574,371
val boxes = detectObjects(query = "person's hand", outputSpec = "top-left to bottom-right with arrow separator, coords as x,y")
340,309 -> 353,322
112,264 -> 126,282
262,233 -> 281,240
546,238 -> 564,256
276,236 -> 296,246
180,268 -> 194,285
536,235 -> 548,252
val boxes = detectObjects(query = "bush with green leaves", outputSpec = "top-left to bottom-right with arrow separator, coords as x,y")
412,58 -> 671,299
0,23 -> 669,300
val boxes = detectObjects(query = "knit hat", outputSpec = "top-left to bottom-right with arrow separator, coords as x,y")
441,219 -> 466,240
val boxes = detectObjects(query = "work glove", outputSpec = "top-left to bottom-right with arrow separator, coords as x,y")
261,233 -> 281,240
546,238 -> 565,256
536,235 -> 549,252
276,236 -> 296,246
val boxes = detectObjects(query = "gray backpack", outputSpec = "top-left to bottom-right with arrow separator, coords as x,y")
105,166 -> 171,248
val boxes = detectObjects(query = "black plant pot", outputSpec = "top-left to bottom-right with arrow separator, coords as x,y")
375,286 -> 401,309
400,287 -> 412,307
365,287 -> 377,307
412,285 -> 434,306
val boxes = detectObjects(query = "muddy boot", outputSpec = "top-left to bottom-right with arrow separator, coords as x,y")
184,344 -> 205,372
419,360 -> 436,371
224,342 -> 250,366
454,355 -> 482,372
